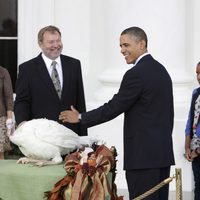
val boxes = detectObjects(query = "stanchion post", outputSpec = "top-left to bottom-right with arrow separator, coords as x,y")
175,168 -> 182,200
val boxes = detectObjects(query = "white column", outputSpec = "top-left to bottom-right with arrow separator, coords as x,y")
18,0 -> 55,64
88,0 -> 195,192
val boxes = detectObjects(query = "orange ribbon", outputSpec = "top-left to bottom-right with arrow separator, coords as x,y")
45,145 -> 123,200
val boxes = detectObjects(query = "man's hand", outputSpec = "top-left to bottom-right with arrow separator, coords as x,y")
59,105 -> 80,123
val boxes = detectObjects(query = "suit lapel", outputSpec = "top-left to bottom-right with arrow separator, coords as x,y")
60,55 -> 71,100
34,54 -> 60,100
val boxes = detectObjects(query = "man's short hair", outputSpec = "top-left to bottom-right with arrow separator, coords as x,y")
121,27 -> 148,48
38,25 -> 61,43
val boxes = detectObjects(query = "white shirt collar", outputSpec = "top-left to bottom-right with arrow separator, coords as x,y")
41,53 -> 63,88
133,52 -> 149,66
41,53 -> 61,69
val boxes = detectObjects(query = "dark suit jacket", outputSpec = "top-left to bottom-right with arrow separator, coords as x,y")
81,54 -> 175,170
14,53 -> 87,136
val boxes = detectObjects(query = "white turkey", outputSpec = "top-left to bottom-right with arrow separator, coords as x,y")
8,118 -> 97,166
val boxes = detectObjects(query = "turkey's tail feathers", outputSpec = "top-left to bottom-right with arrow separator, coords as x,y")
78,136 -> 98,148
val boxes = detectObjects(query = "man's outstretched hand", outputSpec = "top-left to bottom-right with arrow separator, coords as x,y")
59,105 -> 80,123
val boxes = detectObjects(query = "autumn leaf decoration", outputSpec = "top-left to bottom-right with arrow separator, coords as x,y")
44,144 -> 123,200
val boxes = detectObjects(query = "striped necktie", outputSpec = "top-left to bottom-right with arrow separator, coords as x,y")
51,61 -> 61,99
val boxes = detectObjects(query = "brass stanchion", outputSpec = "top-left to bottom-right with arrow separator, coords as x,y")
133,176 -> 175,200
175,168 -> 182,200
133,168 -> 183,200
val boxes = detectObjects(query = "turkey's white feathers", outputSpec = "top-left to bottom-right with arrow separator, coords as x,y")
9,118 -> 97,165
31,119 -> 80,148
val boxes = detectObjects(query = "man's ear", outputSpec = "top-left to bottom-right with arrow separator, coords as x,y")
140,40 -> 146,50
38,41 -> 42,48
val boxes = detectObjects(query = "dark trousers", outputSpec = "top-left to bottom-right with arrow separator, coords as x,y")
126,167 -> 170,200
192,156 -> 200,200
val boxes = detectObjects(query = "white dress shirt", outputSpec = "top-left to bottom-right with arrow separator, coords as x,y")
42,53 -> 63,89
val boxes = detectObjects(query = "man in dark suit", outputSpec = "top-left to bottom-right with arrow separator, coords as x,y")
59,27 -> 175,199
14,25 -> 87,136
